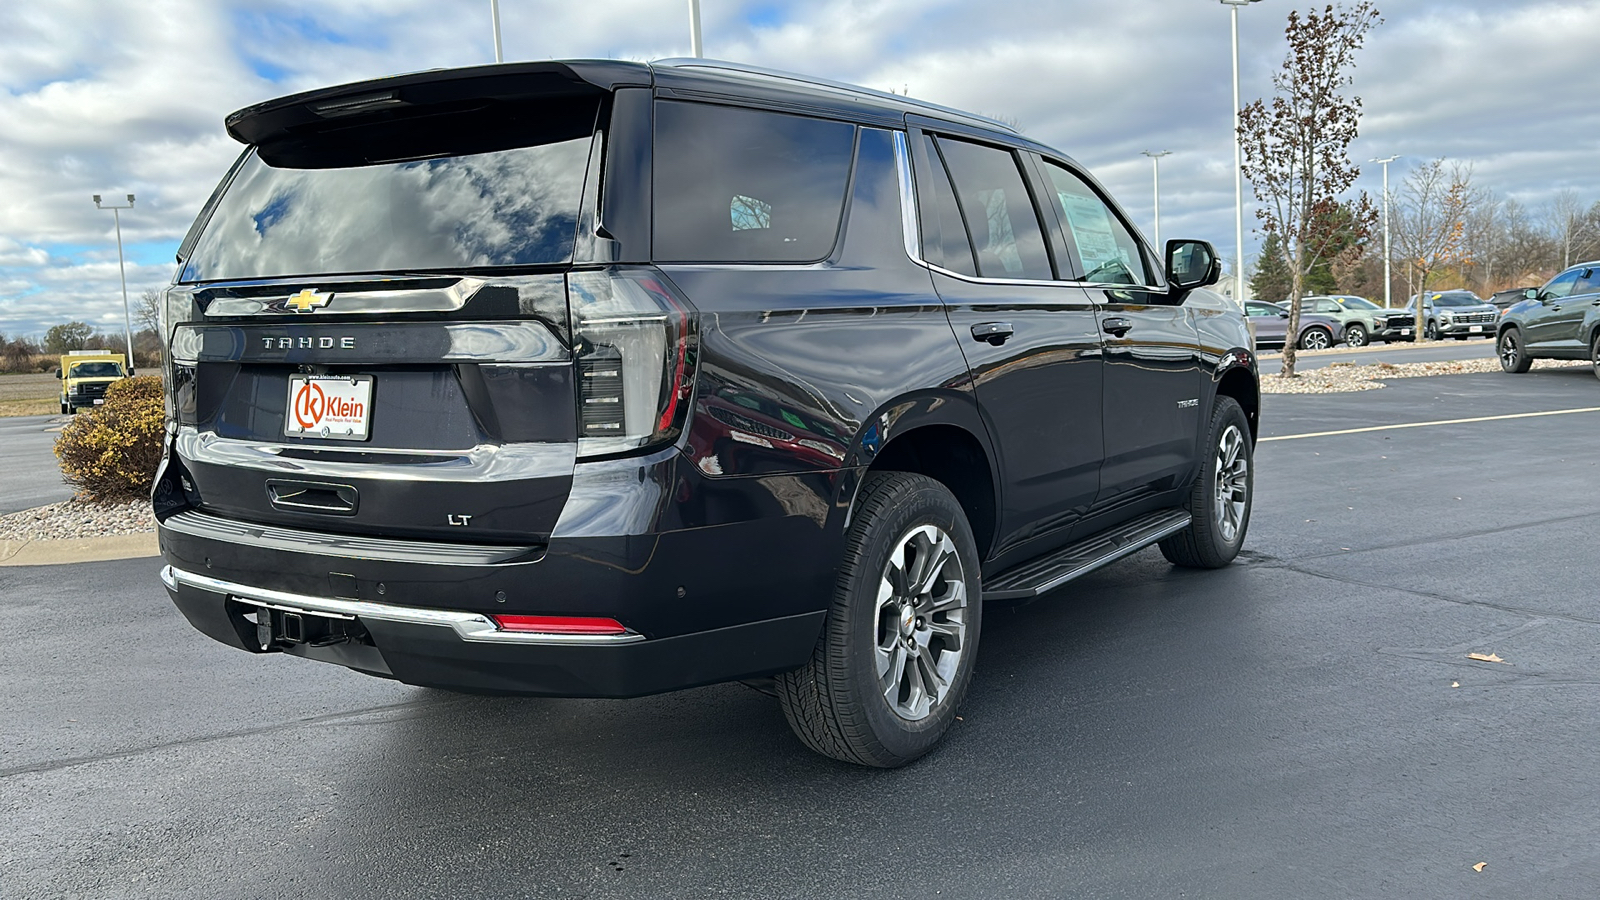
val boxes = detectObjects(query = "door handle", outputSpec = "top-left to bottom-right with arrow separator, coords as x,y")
971,322 -> 1014,345
1101,316 -> 1133,337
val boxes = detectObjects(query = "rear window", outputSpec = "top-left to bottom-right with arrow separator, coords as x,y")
179,128 -> 594,282
652,101 -> 856,263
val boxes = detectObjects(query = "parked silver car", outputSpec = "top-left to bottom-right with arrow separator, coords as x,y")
1404,290 -> 1498,340
1245,300 -> 1342,350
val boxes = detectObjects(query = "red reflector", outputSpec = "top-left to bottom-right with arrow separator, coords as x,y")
490,614 -> 628,635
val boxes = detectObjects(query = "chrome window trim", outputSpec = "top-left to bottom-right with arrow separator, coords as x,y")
892,130 -> 921,263
891,129 -> 1168,295
162,565 -> 645,646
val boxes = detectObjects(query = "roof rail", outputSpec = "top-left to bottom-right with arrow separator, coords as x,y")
651,58 -> 1019,135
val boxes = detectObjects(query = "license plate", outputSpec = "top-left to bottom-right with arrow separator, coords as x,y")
93,398 -> 105,405
1401,328 -> 1412,336
1469,325 -> 1483,333
285,375 -> 373,441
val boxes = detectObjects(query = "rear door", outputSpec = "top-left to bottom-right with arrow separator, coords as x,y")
908,126 -> 1105,554
1034,158 -> 1203,506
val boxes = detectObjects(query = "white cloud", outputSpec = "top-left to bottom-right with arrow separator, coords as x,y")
2,0 -> 1598,335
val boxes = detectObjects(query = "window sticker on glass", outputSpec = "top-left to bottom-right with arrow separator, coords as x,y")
1043,162 -> 1151,286
731,195 -> 772,231
1058,192 -> 1131,282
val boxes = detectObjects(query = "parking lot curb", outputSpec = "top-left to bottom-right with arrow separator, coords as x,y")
0,532 -> 159,567
1255,336 -> 1494,361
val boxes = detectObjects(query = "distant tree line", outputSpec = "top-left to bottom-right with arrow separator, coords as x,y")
1252,167 -> 1600,306
1,289 -> 164,373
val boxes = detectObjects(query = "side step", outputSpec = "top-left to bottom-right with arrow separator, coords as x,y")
981,508 -> 1192,601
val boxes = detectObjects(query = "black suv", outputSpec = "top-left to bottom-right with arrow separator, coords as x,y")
154,60 -> 1260,767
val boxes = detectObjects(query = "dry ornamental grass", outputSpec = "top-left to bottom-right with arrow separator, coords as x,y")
1262,358 -> 1587,394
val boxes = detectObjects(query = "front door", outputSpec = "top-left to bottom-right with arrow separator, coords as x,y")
1526,268 -> 1583,352
909,129 -> 1105,555
1033,158 -> 1203,506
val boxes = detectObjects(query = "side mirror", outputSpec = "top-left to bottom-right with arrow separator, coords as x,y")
53,368 -> 61,379
1277,311 -> 1290,319
1524,288 -> 1539,302
1165,239 -> 1221,292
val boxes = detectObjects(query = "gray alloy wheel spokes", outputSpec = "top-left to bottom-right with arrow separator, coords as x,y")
1303,329 -> 1330,350
1346,326 -> 1367,347
1500,333 -> 1519,369
1213,424 -> 1249,544
874,524 -> 968,722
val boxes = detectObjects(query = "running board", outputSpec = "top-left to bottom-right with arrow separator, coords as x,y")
982,509 -> 1193,601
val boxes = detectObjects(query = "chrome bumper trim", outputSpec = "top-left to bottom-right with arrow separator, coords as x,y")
161,565 -> 645,646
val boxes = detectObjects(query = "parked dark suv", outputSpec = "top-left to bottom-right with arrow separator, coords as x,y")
1496,261 -> 1600,378
154,59 -> 1260,767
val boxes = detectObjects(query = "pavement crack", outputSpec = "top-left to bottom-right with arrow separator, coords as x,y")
0,696 -> 464,781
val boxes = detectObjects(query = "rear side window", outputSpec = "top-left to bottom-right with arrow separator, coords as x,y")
1041,162 -> 1155,287
915,134 -> 978,277
1574,268 -> 1599,294
653,102 -> 856,263
934,138 -> 1053,281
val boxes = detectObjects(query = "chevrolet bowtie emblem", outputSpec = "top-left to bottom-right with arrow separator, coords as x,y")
284,289 -> 332,313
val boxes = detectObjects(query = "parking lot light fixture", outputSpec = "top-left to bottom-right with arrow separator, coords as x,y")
1221,0 -> 1262,305
1142,151 -> 1172,249
92,193 -> 137,374
1369,156 -> 1401,308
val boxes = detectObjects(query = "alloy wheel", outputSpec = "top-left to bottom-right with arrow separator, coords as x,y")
1213,424 -> 1249,544
875,524 -> 969,721
1301,329 -> 1331,350
1345,325 -> 1367,347
1500,332 -> 1520,370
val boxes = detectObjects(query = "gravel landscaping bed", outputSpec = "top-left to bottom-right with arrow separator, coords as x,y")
0,498 -> 156,541
1262,357 -> 1588,394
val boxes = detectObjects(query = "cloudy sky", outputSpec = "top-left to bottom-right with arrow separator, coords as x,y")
2,0 -> 1596,337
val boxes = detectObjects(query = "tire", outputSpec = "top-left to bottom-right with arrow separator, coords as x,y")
1299,327 -> 1332,351
1424,320 -> 1438,341
1344,323 -> 1368,347
1160,396 -> 1252,569
59,402 -> 69,416
1591,332 -> 1600,382
1498,328 -> 1532,373
776,471 -> 981,768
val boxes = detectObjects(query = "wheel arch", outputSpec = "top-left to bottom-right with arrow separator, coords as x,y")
1212,354 -> 1260,442
843,391 -> 1000,559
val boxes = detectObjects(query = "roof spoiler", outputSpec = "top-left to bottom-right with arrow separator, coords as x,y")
224,60 -> 651,146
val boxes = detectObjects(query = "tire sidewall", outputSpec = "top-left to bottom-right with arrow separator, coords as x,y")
1346,324 -> 1367,347
1500,328 -> 1525,373
1196,398 -> 1253,559
845,479 -> 982,762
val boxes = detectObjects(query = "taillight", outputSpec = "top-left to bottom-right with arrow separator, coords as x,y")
490,614 -> 629,635
568,268 -> 696,459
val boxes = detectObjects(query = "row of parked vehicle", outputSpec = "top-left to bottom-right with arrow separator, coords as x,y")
1245,290 -> 1503,350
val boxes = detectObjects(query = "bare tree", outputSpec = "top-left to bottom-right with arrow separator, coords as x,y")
1391,159 -> 1472,336
1239,2 -> 1381,376
1549,189 -> 1584,270
136,288 -> 162,335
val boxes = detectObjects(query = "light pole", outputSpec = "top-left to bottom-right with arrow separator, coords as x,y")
1221,0 -> 1262,305
688,0 -> 703,57
490,0 -> 503,62
92,193 -> 137,374
1369,156 -> 1400,308
1141,150 -> 1172,249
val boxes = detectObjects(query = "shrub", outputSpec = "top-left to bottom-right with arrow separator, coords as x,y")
55,375 -> 166,502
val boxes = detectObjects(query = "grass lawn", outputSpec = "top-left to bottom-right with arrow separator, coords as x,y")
0,373 -> 60,417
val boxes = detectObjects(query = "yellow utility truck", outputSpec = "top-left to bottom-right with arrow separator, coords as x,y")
56,350 -> 127,414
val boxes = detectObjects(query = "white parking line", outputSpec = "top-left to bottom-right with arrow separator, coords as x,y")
1261,406 -> 1600,442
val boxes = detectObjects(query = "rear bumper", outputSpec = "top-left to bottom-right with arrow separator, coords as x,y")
162,564 -> 825,697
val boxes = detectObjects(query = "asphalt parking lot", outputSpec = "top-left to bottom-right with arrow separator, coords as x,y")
3,366 -> 1598,899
